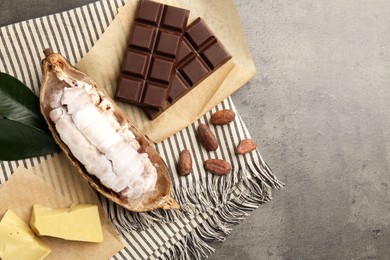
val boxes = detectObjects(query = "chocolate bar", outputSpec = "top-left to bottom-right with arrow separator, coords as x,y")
115,0 -> 189,109
143,18 -> 232,119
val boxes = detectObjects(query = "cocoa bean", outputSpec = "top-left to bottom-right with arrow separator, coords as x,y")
177,149 -> 192,176
197,123 -> 218,151
235,139 -> 257,154
210,109 -> 235,125
204,159 -> 231,176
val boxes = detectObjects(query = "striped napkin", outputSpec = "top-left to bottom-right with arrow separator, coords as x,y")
0,0 -> 283,259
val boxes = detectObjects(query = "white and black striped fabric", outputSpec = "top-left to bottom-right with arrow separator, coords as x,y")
0,0 -> 283,259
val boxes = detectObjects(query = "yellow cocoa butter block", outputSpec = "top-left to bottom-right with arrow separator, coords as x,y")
30,204 -> 103,243
0,209 -> 51,260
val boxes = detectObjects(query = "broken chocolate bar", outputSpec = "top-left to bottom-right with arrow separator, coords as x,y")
143,17 -> 232,119
115,0 -> 189,109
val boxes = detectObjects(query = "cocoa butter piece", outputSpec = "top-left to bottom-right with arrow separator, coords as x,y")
197,123 -> 218,151
235,139 -> 257,154
177,149 -> 192,176
204,159 -> 231,176
210,109 -> 235,125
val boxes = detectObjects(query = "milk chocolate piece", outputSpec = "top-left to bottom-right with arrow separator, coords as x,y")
115,0 -> 189,109
143,18 -> 231,119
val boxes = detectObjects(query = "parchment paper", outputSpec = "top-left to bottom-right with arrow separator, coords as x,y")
76,0 -> 255,143
0,159 -> 123,260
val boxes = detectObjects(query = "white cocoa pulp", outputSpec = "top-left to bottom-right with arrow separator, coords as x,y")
49,78 -> 157,200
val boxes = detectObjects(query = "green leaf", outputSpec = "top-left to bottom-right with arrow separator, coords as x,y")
0,72 -> 47,131
0,120 -> 60,161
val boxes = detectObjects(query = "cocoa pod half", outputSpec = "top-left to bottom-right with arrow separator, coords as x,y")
177,150 -> 192,176
235,139 -> 257,154
197,123 -> 218,151
40,49 -> 179,212
210,109 -> 235,125
204,159 -> 231,176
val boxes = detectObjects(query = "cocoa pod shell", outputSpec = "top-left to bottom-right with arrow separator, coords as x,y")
39,49 -> 179,212
197,123 -> 218,151
204,159 -> 231,176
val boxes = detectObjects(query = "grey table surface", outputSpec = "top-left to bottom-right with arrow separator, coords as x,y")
2,0 -> 390,259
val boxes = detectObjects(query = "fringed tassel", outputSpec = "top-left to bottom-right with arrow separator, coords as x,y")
254,151 -> 284,190
103,156 -> 283,241
157,162 -> 283,259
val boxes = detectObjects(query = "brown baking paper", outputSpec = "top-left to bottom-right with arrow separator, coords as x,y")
76,0 -> 255,143
0,155 -> 124,260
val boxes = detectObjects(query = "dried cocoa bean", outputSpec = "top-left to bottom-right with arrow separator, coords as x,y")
204,159 -> 231,176
210,109 -> 235,125
197,123 -> 218,151
177,149 -> 192,176
235,139 -> 257,154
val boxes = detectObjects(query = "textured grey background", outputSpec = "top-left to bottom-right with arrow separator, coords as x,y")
2,0 -> 390,259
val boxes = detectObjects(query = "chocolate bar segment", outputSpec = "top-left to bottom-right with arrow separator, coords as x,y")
143,17 -> 232,119
115,0 -> 189,109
